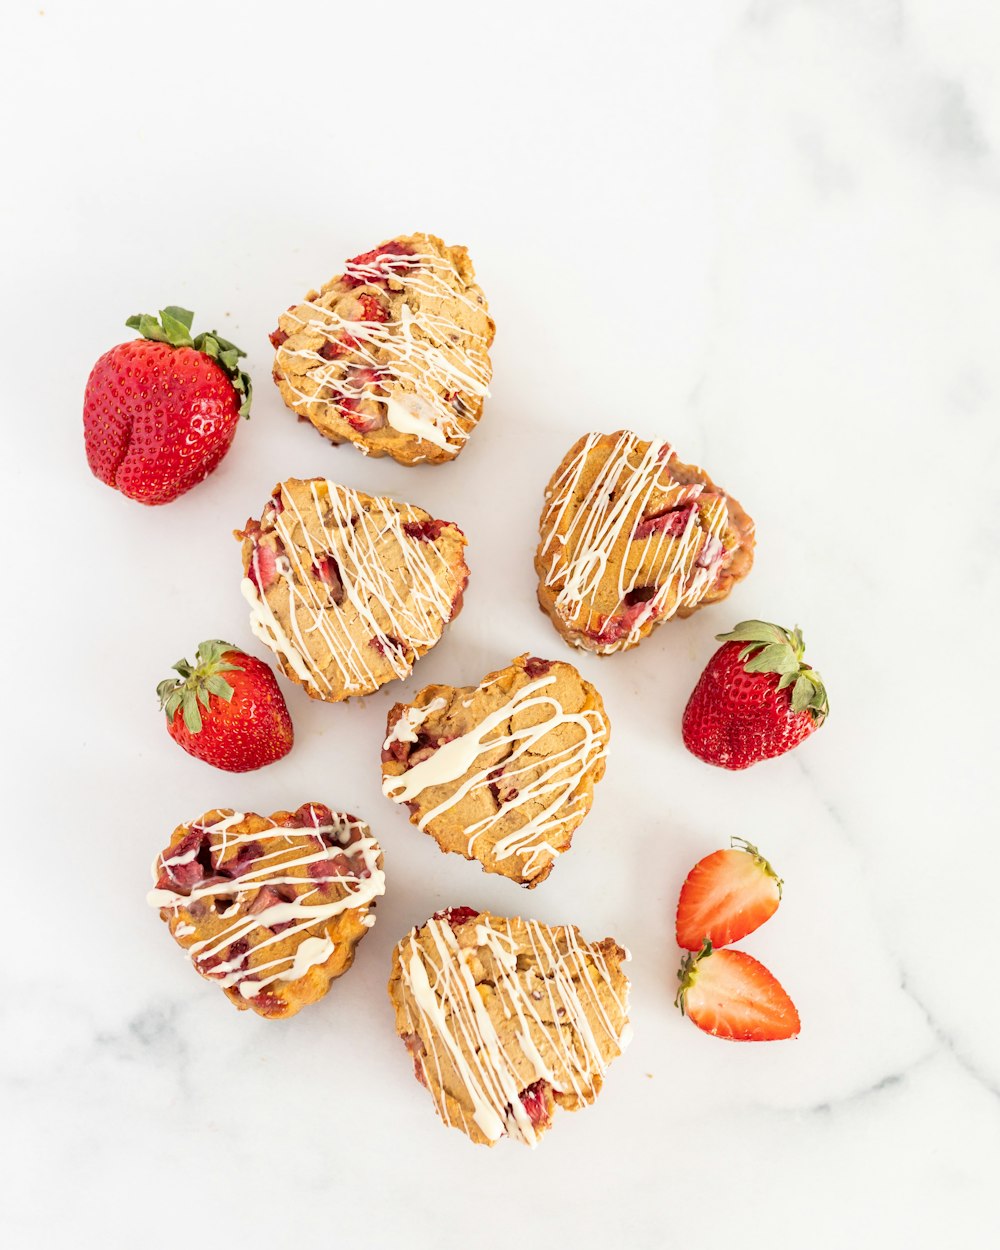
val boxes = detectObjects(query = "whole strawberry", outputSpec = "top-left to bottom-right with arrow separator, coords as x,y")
157,640 -> 292,772
84,307 -> 252,505
682,620 -> 828,769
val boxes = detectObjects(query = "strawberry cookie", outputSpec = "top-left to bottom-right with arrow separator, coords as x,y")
382,655 -> 610,886
270,233 -> 494,465
388,908 -> 631,1146
148,805 -> 384,1019
535,430 -> 755,654
236,478 -> 469,701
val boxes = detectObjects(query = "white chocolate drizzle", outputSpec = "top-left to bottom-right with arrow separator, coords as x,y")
276,247 -> 491,455
538,431 -> 731,653
243,480 -> 466,699
383,672 -> 609,879
396,915 -> 631,1146
148,810 -> 384,1001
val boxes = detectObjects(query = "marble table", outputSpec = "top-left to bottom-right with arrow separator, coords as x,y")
4,2 -> 998,1247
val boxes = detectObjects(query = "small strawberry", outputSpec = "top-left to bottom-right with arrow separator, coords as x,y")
682,620 -> 829,769
675,941 -> 800,1042
157,640 -> 292,772
675,837 -> 782,951
84,306 -> 252,505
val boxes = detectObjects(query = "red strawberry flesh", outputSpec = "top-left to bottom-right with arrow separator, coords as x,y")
675,843 -> 782,951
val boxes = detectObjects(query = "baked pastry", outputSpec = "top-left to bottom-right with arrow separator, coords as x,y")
388,907 -> 632,1147
148,805 -> 384,1019
381,654 -> 610,886
535,430 -> 755,654
269,232 -> 494,465
237,478 -> 469,701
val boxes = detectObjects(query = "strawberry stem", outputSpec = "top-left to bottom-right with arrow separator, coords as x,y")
126,307 -> 253,418
716,620 -> 829,724
729,836 -> 784,898
157,640 -> 243,735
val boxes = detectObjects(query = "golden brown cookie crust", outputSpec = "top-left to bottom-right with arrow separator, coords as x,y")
237,478 -> 469,702
388,909 -> 631,1146
535,430 -> 755,654
148,806 -> 384,1019
271,232 -> 494,465
381,655 -> 610,886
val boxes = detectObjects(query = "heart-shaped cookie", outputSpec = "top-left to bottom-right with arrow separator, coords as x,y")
535,430 -> 755,654
270,233 -> 494,465
237,478 -> 469,701
382,654 -> 610,886
388,908 -> 631,1146
148,805 -> 384,1019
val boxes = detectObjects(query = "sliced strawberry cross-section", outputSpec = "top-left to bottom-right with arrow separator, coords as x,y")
675,837 -> 782,951
675,941 -> 800,1042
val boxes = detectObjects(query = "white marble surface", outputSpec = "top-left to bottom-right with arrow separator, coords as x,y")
4,1 -> 999,1246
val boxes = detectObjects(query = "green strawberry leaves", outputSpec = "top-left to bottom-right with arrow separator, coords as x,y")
126,307 -> 253,418
157,639 -> 245,735
717,619 -> 829,724
195,329 -> 253,418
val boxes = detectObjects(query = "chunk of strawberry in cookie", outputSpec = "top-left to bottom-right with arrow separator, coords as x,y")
155,830 -> 213,892
402,1032 -> 429,1087
518,1080 -> 554,1131
247,542 -> 279,594
282,803 -> 334,830
588,586 -> 661,647
403,519 -> 446,542
312,554 -> 345,605
634,502 -> 697,540
523,657 -> 552,679
357,293 -> 389,323
342,241 -> 415,288
432,906 -> 480,928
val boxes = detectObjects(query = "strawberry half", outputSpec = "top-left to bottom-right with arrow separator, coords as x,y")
675,941 -> 800,1042
682,620 -> 829,769
675,837 -> 782,951
157,640 -> 292,773
84,306 -> 252,505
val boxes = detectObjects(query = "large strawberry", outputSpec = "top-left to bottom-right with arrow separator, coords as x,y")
84,306 -> 252,504
682,620 -> 829,769
157,640 -> 292,772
